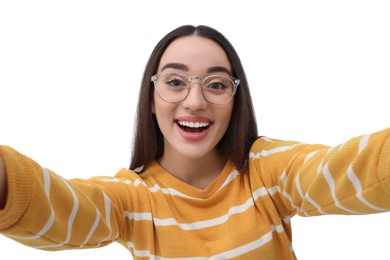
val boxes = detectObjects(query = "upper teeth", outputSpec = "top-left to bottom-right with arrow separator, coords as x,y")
178,121 -> 209,128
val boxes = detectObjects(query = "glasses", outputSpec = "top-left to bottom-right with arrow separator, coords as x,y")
151,72 -> 240,105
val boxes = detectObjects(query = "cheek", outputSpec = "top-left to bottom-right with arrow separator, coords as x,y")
153,95 -> 177,121
153,92 -> 164,115
214,105 -> 234,135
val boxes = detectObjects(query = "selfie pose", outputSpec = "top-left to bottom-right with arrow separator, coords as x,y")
0,25 -> 389,259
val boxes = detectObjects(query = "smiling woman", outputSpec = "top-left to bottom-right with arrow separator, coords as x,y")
131,29 -> 258,181
1,23 -> 390,260
1,1 -> 390,259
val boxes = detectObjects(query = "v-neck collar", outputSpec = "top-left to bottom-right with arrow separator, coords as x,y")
142,160 -> 237,199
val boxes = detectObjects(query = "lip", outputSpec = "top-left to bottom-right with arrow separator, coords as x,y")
175,115 -> 213,141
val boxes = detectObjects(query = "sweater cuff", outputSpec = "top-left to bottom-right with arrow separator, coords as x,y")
0,146 -> 33,230
377,129 -> 390,198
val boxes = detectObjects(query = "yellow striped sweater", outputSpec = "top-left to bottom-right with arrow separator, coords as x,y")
1,128 -> 390,259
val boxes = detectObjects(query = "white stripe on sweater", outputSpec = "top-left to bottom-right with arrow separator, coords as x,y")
81,208 -> 101,246
347,164 -> 387,212
358,134 -> 370,153
126,224 -> 286,260
322,162 -> 363,215
6,168 -> 55,240
124,186 -> 280,231
249,144 -> 301,159
100,169 -> 241,200
34,175 -> 80,249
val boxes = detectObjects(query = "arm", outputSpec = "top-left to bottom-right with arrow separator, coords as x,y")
0,145 -> 139,250
252,127 -> 390,217
0,155 -> 6,209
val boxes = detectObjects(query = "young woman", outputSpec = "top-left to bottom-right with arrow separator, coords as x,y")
0,25 -> 389,259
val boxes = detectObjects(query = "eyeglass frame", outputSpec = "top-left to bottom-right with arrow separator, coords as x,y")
150,72 -> 240,105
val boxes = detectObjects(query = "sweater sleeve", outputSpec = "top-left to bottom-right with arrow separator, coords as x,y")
250,127 -> 390,218
0,146 -> 146,251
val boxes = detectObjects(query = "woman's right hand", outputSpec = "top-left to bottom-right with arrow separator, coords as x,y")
0,155 -> 7,209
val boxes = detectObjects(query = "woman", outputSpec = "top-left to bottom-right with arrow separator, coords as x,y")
0,25 -> 389,259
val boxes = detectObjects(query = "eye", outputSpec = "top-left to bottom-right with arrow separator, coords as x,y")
164,75 -> 188,88
205,81 -> 227,91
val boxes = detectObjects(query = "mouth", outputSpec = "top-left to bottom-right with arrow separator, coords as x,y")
175,120 -> 211,133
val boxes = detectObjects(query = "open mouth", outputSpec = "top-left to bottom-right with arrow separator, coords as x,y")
175,120 -> 211,133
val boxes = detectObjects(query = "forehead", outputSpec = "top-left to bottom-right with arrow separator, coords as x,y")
157,36 -> 232,73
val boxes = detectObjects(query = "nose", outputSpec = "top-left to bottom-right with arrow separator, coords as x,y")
182,81 -> 208,111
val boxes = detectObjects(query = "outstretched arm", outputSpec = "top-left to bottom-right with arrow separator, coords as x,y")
0,145 -> 151,251
251,127 -> 390,217
0,155 -> 6,209
0,147 -> 124,249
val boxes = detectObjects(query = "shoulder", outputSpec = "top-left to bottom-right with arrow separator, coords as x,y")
248,136 -> 328,170
249,136 -> 303,157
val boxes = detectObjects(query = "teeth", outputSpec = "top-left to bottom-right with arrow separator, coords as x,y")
178,121 -> 209,128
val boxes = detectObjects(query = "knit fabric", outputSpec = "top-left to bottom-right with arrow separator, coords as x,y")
1,128 -> 390,259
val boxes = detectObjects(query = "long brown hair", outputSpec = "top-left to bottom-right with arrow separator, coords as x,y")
130,25 -> 258,171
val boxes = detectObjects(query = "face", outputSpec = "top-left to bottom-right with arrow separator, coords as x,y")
152,36 -> 234,161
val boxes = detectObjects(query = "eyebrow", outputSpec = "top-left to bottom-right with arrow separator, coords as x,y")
160,63 -> 232,76
206,66 -> 232,76
160,63 -> 189,72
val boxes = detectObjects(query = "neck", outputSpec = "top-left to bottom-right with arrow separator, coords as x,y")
159,149 -> 226,190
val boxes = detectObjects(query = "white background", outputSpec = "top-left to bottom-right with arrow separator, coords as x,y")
1,1 -> 389,259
